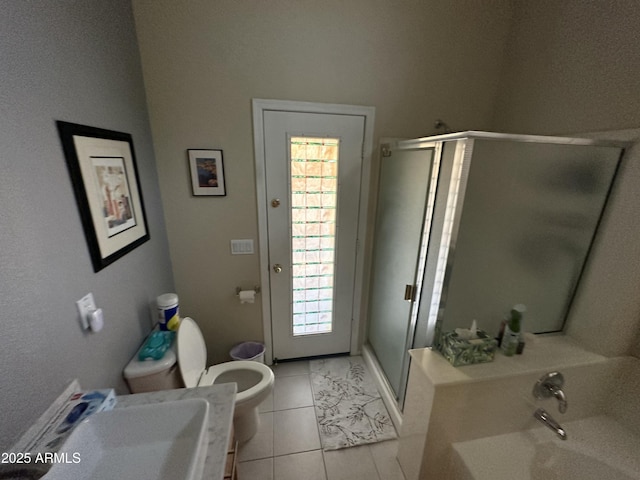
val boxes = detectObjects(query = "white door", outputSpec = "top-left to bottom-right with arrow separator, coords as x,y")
261,109 -> 367,360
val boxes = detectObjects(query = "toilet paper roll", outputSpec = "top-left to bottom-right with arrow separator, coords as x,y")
238,290 -> 256,304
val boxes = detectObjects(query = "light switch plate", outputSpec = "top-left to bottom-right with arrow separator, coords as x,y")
230,239 -> 254,255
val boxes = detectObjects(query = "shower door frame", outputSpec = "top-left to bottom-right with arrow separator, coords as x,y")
366,136 -> 479,416
399,130 -> 629,352
367,139 -> 444,407
383,131 -> 629,411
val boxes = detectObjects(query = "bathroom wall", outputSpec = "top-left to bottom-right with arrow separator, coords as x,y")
0,0 -> 174,449
490,1 -> 640,357
131,0 -> 514,364
632,331 -> 640,359
491,0 -> 640,135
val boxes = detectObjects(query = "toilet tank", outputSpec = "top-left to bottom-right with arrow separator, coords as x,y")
123,342 -> 183,393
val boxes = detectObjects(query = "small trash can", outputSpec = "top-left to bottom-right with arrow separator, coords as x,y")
230,341 -> 265,364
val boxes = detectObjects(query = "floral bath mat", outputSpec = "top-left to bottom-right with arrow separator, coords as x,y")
310,356 -> 397,451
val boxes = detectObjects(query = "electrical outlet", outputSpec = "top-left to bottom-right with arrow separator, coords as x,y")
76,293 -> 96,330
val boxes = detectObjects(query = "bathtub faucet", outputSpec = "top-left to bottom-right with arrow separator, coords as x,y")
533,371 -> 568,414
534,408 -> 567,440
550,385 -> 568,414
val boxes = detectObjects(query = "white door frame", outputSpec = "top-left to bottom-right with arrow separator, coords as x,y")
252,99 -> 376,364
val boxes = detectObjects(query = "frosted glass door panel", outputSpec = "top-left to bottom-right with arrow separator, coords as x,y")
367,148 -> 434,397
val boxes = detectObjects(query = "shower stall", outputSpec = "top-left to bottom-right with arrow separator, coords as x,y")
365,131 -> 625,413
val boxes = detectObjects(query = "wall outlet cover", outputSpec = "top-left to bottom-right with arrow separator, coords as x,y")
76,293 -> 96,330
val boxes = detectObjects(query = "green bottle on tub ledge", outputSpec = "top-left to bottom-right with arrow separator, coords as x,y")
501,304 -> 526,356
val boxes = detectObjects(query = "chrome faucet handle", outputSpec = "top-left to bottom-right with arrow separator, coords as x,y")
533,371 -> 568,414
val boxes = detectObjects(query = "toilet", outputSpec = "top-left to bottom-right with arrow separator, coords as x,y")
123,317 -> 274,443
177,317 -> 274,442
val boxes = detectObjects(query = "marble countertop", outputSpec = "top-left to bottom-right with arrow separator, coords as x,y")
115,384 -> 237,480
10,381 -> 236,480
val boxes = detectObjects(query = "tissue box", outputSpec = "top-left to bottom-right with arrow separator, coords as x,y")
438,330 -> 498,366
22,389 -> 117,453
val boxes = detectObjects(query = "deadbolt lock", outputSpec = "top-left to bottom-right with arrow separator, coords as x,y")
273,264 -> 283,273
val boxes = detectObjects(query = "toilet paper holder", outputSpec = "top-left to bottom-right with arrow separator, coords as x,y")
235,286 -> 261,296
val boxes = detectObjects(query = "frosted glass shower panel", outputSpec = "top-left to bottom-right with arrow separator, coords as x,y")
440,139 -> 621,336
367,147 -> 435,397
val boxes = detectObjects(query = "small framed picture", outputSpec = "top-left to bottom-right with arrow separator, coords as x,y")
188,149 -> 226,196
57,121 -> 150,272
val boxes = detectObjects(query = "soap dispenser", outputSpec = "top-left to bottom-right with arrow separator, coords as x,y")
501,304 -> 526,356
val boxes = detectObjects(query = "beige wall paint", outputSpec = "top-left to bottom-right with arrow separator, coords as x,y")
492,0 -> 640,135
132,0 -> 513,363
633,331 -> 640,359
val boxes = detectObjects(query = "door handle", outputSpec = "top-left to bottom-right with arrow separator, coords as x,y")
404,284 -> 416,301
273,264 -> 283,273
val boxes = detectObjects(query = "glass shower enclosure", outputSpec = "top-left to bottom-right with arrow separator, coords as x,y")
366,131 -> 625,407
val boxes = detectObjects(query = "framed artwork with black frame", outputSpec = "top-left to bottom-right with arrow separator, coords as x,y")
57,121 -> 150,272
188,149 -> 226,196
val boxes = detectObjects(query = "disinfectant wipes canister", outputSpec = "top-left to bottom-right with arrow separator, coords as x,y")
157,293 -> 179,331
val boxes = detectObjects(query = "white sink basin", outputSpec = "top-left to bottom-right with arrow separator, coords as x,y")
43,398 -> 209,480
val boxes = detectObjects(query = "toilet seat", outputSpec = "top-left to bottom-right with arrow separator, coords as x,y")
176,317 -> 273,403
200,361 -> 274,404
176,317 -> 209,388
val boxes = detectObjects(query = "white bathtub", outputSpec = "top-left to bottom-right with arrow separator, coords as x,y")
452,414 -> 640,480
398,345 -> 640,480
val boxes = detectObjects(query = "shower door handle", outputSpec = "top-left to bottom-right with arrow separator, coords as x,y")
404,284 -> 416,302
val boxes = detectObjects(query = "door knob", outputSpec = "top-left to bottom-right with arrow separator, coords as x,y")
273,264 -> 283,273
271,198 -> 281,208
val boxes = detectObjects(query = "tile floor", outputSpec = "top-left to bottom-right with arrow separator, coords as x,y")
236,359 -> 406,480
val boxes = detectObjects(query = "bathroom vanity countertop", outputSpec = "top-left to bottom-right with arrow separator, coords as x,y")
115,384 -> 237,480
410,335 -> 607,386
9,381 -> 236,480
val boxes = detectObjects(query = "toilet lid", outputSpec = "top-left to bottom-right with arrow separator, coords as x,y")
176,317 -> 207,388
